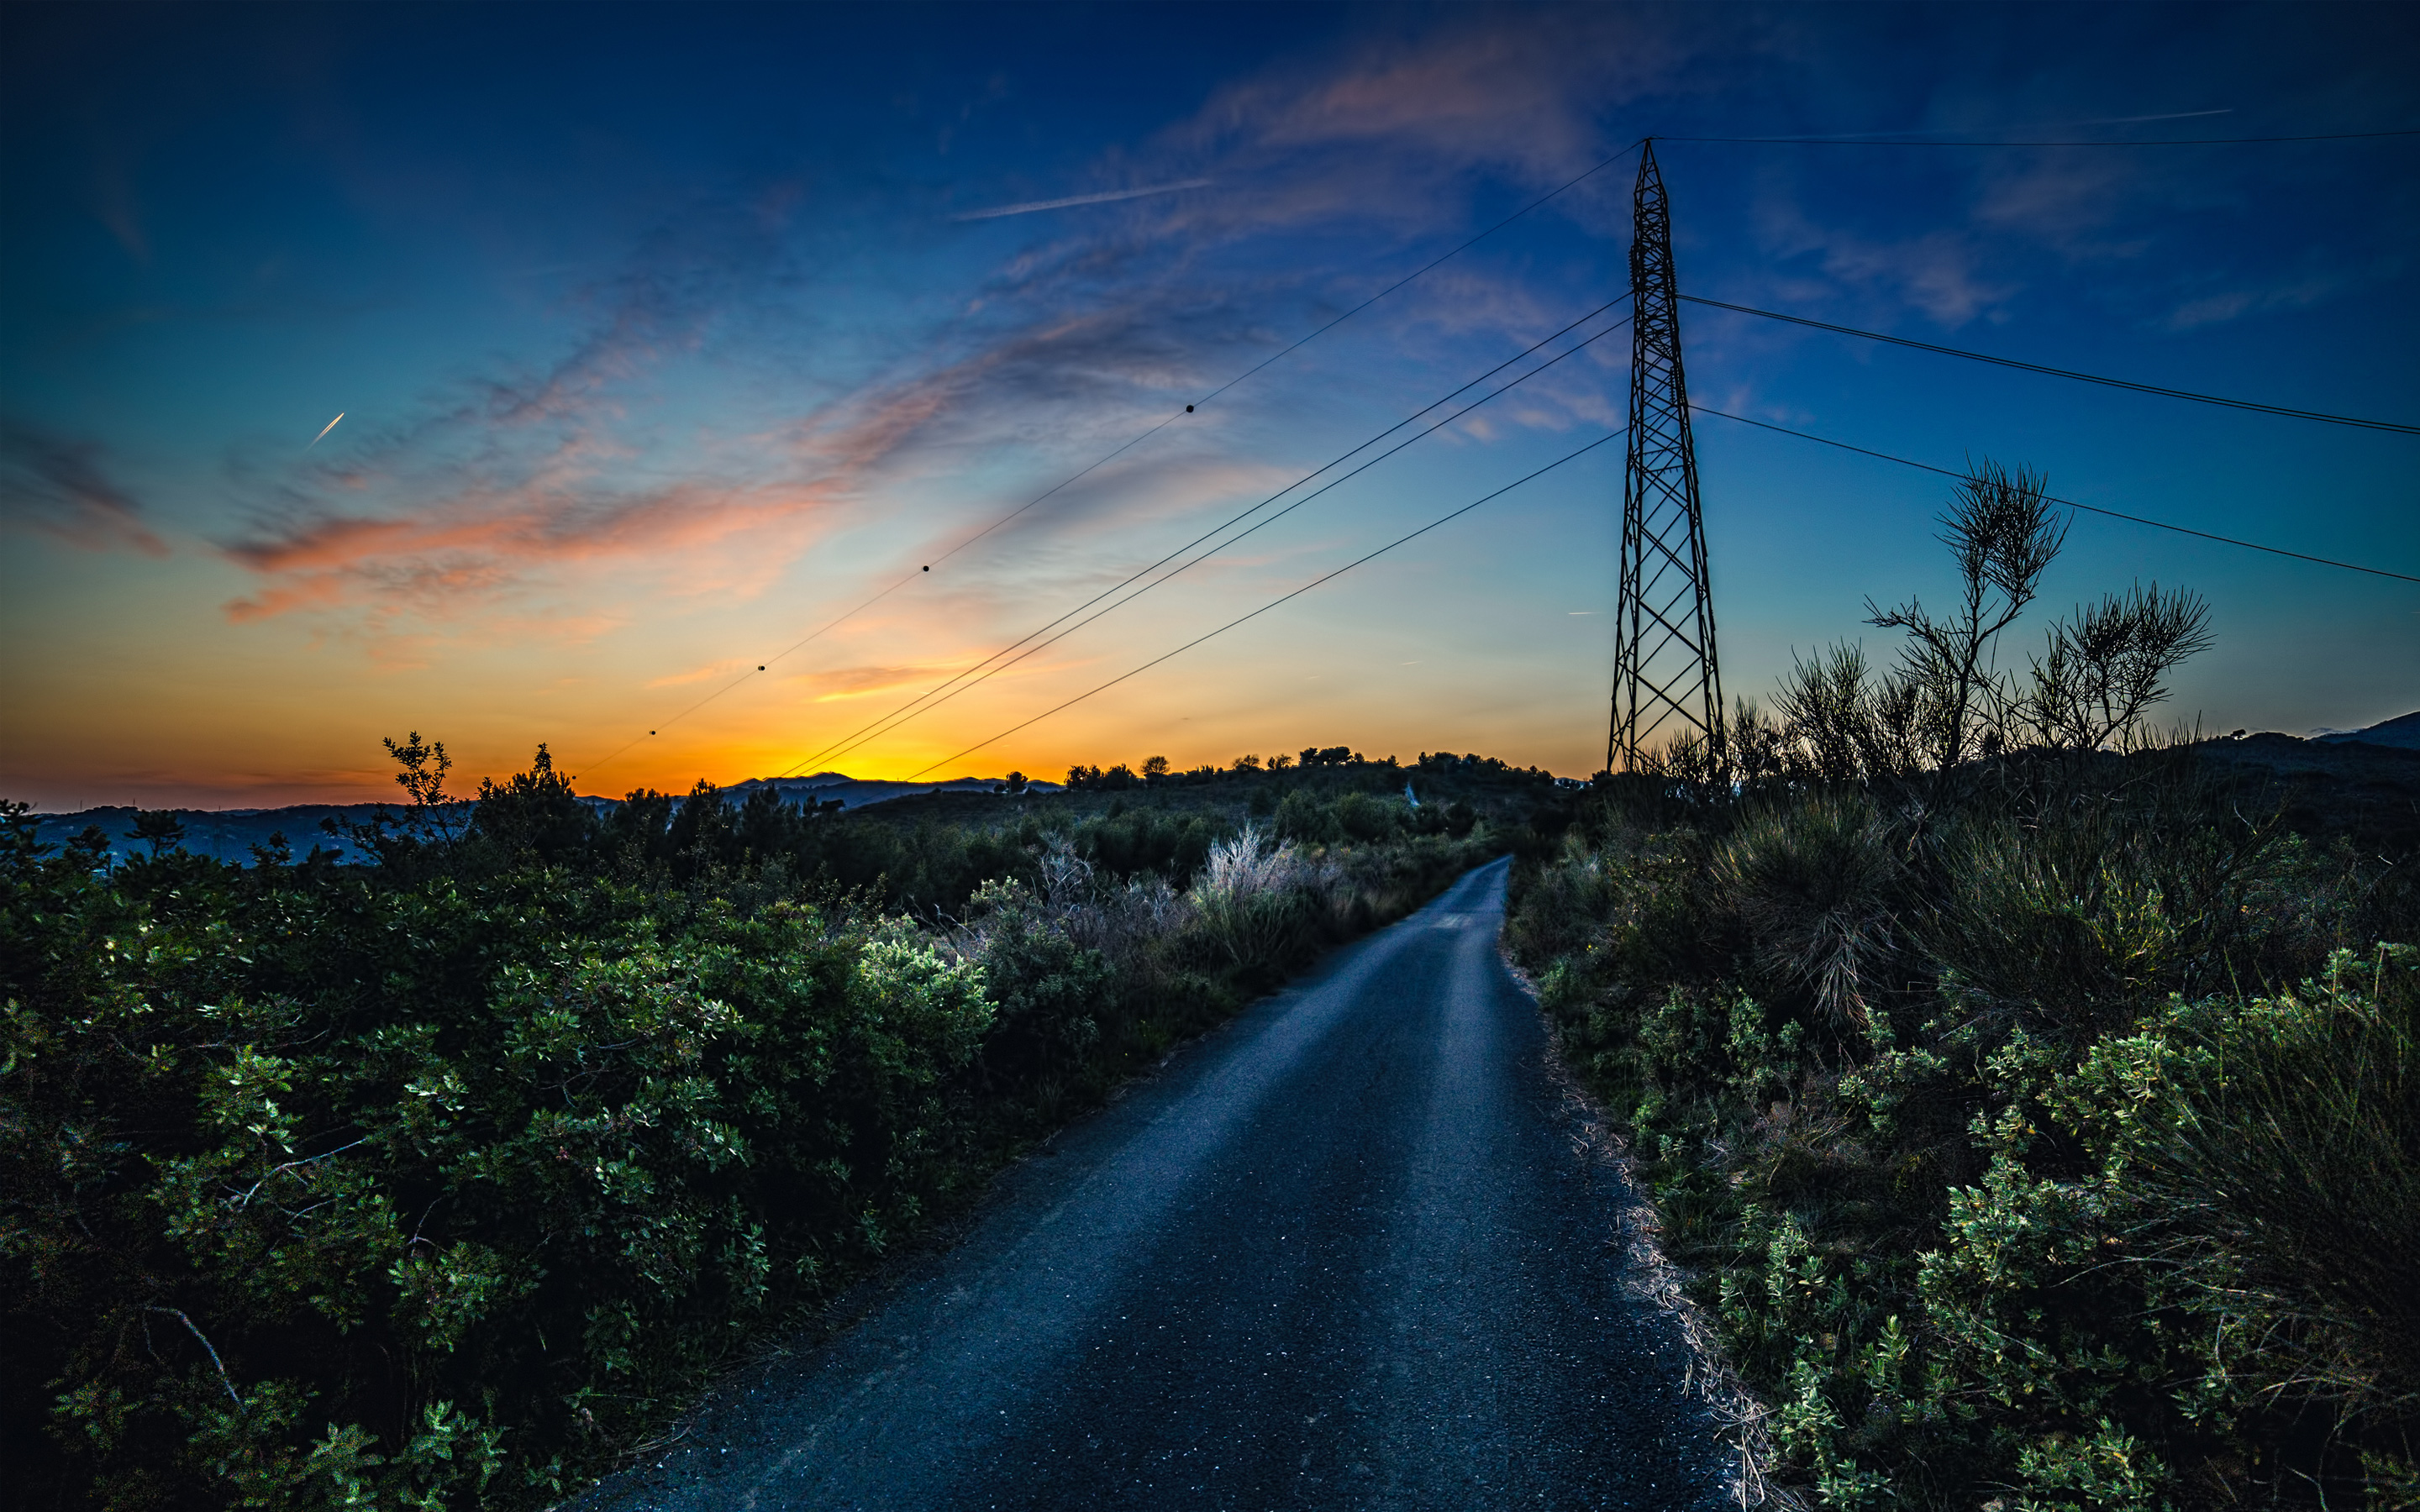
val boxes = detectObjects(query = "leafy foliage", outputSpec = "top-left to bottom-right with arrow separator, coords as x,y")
3,747 -> 1518,1509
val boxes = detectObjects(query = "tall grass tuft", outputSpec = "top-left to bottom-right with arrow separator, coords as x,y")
1715,792 -> 1902,1031
2144,947 -> 2420,1424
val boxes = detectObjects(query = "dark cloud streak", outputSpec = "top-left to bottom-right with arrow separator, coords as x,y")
0,418 -> 168,556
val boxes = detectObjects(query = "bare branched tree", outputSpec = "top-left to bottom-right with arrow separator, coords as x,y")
1865,460 -> 2068,767
2012,583 -> 2215,750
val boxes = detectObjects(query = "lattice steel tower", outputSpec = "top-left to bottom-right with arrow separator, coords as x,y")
1608,139 -> 1723,772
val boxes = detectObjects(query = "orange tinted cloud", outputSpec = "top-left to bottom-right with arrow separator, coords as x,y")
222,474 -> 858,622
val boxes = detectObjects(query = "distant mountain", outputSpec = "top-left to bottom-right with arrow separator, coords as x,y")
28,773 -> 1058,866
2313,711 -> 2420,752
21,804 -> 389,867
723,772 -> 1060,811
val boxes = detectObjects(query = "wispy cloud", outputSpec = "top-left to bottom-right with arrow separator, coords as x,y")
0,418 -> 169,556
220,473 -> 860,625
1746,195 -> 2018,328
2086,108 -> 2232,125
2164,270 -> 2350,333
213,11 -> 1683,642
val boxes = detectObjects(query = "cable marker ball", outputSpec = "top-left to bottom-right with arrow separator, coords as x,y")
1186,405 -> 1194,412
923,565 -> 930,571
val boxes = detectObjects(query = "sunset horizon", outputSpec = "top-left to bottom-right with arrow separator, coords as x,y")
8,3 -> 2414,812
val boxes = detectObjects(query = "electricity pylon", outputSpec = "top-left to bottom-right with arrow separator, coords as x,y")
1607,139 -> 1723,774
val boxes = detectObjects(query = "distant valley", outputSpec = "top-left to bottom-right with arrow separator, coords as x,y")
32,771 -> 1059,866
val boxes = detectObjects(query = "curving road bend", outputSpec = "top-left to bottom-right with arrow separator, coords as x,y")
580,858 -> 1728,1510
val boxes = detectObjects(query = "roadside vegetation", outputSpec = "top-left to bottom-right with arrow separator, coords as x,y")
3,744 -> 1560,1509
1510,464 -> 2420,1509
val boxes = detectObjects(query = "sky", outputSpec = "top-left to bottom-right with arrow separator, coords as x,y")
3,2 -> 2414,811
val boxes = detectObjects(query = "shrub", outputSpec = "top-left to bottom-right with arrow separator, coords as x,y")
958,879 -> 1117,1084
1186,825 -> 1322,974
1274,790 -> 1343,845
1333,790 -> 1402,843
2139,947 -> 2420,1431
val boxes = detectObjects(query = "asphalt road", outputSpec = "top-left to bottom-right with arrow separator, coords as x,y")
581,858 -> 1729,1510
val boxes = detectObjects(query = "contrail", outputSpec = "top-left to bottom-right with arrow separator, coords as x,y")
307,412 -> 345,449
955,179 -> 1212,222
1759,109 -> 2235,141
2086,108 -> 2233,124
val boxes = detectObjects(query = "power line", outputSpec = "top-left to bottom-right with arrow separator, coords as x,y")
571,139 -> 1648,785
788,307 -> 1637,774
923,139 -> 1641,566
1691,403 -> 2420,585
1660,128 -> 2420,147
1681,295 -> 2420,436
571,575 -> 920,784
907,428 -> 1631,780
783,295 -> 1631,772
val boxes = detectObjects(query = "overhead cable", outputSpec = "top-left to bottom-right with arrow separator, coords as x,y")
906,428 -> 1631,779
571,139 -> 1648,785
787,307 -> 1638,774
1691,403 -> 2420,585
1660,128 -> 2420,147
782,295 -> 1631,773
1681,295 -> 2420,436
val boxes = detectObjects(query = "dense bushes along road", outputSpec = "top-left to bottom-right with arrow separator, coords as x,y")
2,753 -> 1543,1509
1508,746 -> 2420,1509
1503,458 -> 2419,1509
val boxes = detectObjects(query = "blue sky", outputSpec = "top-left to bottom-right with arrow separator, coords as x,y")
3,2 -> 2414,808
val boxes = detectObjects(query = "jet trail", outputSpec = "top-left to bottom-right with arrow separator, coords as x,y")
955,179 -> 1212,221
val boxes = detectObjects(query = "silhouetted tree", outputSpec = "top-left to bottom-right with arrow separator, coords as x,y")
2011,583 -> 2216,750
472,743 -> 592,860
381,731 -> 466,845
127,810 -> 185,858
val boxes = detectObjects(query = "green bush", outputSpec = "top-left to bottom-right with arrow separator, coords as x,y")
1274,790 -> 1344,845
2,833 -> 988,1508
2139,947 -> 2420,1432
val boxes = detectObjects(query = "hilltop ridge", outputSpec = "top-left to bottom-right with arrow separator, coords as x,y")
28,772 -> 1055,866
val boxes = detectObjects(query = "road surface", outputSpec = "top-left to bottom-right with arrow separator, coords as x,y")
580,858 -> 1729,1510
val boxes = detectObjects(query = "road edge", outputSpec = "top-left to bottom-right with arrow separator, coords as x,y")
563,853 -> 1514,1509
1495,934 -> 1800,1512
